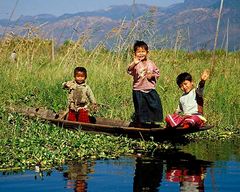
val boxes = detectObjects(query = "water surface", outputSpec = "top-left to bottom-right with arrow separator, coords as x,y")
1,140 -> 240,192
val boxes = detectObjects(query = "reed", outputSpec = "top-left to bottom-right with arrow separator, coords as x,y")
0,22 -> 239,170
0,33 -> 239,126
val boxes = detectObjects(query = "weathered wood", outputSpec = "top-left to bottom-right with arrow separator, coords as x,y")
10,106 -> 213,141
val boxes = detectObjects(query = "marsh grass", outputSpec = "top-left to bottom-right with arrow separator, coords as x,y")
0,25 -> 239,170
0,36 -> 239,126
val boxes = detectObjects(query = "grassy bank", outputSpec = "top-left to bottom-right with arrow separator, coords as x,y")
0,37 -> 239,170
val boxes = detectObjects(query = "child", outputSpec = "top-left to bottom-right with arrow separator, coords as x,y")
63,67 -> 96,123
165,70 -> 210,128
127,40 -> 163,127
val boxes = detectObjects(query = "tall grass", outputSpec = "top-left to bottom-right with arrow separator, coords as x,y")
0,22 -> 239,170
0,35 -> 239,128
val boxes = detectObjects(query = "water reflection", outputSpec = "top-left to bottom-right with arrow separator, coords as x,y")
63,151 -> 212,192
63,161 -> 95,192
133,151 -> 212,192
134,156 -> 163,191
0,152 -> 213,191
2,140 -> 240,191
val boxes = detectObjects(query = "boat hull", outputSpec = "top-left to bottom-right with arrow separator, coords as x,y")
10,106 -> 213,141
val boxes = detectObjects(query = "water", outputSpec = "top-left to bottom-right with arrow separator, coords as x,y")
1,140 -> 240,192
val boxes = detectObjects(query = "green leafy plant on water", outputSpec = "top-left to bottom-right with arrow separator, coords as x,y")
0,114 -> 169,170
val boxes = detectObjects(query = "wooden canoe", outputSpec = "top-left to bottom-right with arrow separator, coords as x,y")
10,106 -> 213,141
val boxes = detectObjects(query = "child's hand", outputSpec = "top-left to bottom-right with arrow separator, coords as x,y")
201,69 -> 210,81
62,82 -> 68,88
63,81 -> 75,89
91,103 -> 98,113
134,57 -> 140,64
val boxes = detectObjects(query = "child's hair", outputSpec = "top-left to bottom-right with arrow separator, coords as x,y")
176,72 -> 192,87
133,40 -> 148,52
74,67 -> 87,78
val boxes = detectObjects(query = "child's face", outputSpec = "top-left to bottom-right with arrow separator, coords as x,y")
135,47 -> 148,61
179,80 -> 194,94
75,71 -> 86,84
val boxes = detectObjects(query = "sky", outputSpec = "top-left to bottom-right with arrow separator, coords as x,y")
0,0 -> 184,20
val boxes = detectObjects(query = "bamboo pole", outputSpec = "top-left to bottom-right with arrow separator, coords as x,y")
2,0 -> 19,38
187,26 -> 191,52
51,32 -> 55,61
211,0 -> 224,76
131,0 -> 136,26
225,18 -> 229,53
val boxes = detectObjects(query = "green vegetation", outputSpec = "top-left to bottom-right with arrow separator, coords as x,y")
0,34 -> 239,170
181,138 -> 240,162
0,113 -> 162,170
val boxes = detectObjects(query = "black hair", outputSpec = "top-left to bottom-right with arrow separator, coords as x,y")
133,40 -> 148,53
176,72 -> 192,87
74,67 -> 87,78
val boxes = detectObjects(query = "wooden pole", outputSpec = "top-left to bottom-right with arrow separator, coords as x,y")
187,26 -> 191,52
51,32 -> 55,61
2,0 -> 19,37
131,0 -> 136,27
211,0 -> 224,75
225,18 -> 229,53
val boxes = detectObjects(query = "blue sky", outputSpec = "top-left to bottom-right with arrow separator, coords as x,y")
0,0 -> 184,20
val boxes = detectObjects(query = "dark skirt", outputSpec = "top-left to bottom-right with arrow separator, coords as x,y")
133,89 -> 163,123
